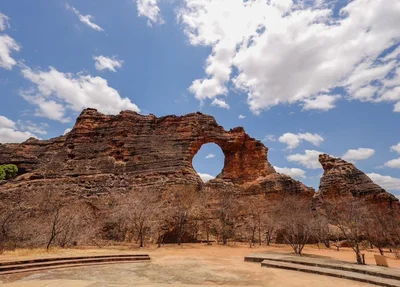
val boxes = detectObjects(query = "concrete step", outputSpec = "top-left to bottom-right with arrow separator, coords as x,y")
261,260 -> 400,287
0,261 -> 149,276
245,253 -> 400,281
0,255 -> 150,275
0,254 -> 149,266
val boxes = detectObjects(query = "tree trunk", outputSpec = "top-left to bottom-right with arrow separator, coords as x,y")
139,233 -> 143,248
206,223 -> 210,245
355,243 -> 363,264
378,247 -> 384,256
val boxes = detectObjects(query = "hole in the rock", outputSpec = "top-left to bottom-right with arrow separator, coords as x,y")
192,143 -> 224,183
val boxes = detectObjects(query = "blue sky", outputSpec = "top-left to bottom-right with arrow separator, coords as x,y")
0,0 -> 399,197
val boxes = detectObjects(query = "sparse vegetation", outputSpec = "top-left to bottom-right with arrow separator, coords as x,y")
0,182 -> 399,266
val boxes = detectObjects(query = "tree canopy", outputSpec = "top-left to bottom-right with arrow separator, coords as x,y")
0,164 -> 18,180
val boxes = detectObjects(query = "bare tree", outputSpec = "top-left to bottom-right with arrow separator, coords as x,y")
245,196 -> 269,247
314,214 -> 331,249
277,196 -> 316,255
361,207 -> 394,255
192,188 -> 213,245
128,191 -> 160,247
211,185 -> 240,245
324,198 -> 366,264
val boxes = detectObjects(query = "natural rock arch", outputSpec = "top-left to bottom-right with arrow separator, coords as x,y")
191,143 -> 224,181
0,109 -> 310,200
187,125 -> 275,184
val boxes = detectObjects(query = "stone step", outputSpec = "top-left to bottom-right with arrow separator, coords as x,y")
0,255 -> 150,275
0,254 -> 149,266
261,260 -> 400,287
0,261 -> 148,276
245,253 -> 400,281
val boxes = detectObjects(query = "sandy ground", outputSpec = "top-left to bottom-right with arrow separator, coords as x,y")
1,244 -> 399,286
1,243 -> 399,267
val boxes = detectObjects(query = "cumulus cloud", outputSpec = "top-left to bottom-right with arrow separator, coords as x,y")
286,150 -> 323,169
302,95 -> 340,111
0,13 -> 20,70
385,158 -> 400,169
20,66 -> 140,123
66,4 -> 104,31
0,115 -> 37,143
205,153 -> 215,159
177,0 -> 400,113
342,148 -> 375,162
136,0 -> 164,26
94,56 -> 123,72
274,166 -> 306,179
238,114 -> 246,119
279,132 -> 324,149
211,98 -> 230,109
0,115 -> 15,129
367,173 -> 400,191
384,142 -> 400,169
390,142 -> 400,154
198,172 -> 215,182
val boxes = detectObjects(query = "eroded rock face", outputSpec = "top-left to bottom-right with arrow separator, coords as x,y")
0,108 -> 312,200
317,154 -> 399,206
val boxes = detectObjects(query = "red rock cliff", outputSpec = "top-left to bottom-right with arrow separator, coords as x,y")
0,109 -> 313,199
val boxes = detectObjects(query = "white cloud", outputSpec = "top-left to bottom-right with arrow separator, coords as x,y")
94,56 -> 123,72
63,128 -> 72,135
0,13 -> 10,31
177,0 -> 400,113
189,78 -> 228,100
238,114 -> 246,119
0,13 -> 20,70
0,115 -> 37,143
394,102 -> 400,112
20,66 -> 140,122
0,115 -> 15,129
287,150 -> 323,169
211,98 -> 230,109
385,158 -> 400,169
279,132 -> 324,149
384,142 -> 400,169
263,135 -> 276,142
66,4 -> 104,31
274,166 -> 306,179
205,153 -> 215,159
390,142 -> 400,154
367,173 -> 400,191
198,172 -> 215,182
17,120 -> 48,136
136,0 -> 164,26
302,95 -> 339,111
342,148 -> 375,162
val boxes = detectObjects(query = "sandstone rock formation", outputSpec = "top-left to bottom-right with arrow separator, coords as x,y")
317,154 -> 399,207
0,108 -> 313,201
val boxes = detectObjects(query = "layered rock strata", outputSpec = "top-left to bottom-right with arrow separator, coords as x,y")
316,154 -> 399,207
0,108 -> 313,200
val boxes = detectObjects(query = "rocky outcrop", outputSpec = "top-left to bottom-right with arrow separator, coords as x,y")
317,154 -> 399,207
0,108 -> 312,201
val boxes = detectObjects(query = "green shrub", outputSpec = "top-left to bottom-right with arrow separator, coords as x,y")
0,164 -> 18,180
